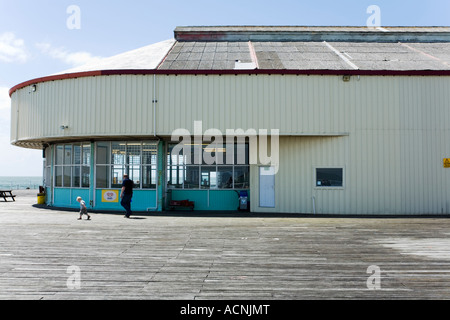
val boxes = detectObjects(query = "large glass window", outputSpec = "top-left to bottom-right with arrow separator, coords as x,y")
95,141 -> 158,189
54,143 -> 91,188
167,142 -> 250,189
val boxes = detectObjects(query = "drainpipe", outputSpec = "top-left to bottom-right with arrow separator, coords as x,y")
147,74 -> 159,212
153,73 -> 157,137
146,139 -> 161,212
312,196 -> 316,215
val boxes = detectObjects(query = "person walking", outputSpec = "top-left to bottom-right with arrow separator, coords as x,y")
77,196 -> 91,220
120,174 -> 134,218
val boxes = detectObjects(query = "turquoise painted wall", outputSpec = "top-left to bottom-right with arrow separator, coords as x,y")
53,188 -> 246,212
49,142 -> 248,212
94,189 -> 157,212
169,189 -> 248,211
53,188 -> 90,209
52,188 -> 157,212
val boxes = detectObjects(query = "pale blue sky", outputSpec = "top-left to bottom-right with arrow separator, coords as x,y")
1,0 -> 449,176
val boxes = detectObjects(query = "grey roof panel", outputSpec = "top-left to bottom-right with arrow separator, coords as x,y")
158,40 -> 450,71
57,27 -> 450,75
330,42 -> 450,70
172,36 -> 450,71
198,60 -> 214,69
159,41 -> 253,70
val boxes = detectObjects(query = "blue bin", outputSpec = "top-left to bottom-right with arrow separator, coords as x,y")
239,191 -> 248,211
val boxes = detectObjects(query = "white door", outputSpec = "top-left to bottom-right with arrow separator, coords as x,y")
259,166 -> 275,208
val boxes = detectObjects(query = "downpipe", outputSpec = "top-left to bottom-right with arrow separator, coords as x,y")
147,74 -> 159,212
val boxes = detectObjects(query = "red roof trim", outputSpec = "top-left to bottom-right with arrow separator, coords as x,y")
9,69 -> 450,96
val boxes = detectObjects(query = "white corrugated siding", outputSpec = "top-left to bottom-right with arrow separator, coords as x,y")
156,74 -> 354,135
11,75 -> 156,141
250,131 -> 450,215
10,74 -> 450,214
11,74 -> 422,140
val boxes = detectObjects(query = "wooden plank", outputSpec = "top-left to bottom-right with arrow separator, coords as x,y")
1,190 -> 450,300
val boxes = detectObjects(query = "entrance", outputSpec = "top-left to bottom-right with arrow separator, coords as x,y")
259,166 -> 275,208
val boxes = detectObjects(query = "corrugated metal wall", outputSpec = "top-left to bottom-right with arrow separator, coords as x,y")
10,74 -> 450,214
12,74 -> 355,142
252,133 -> 450,215
13,74 -> 450,139
11,75 -> 156,142
155,74 -> 352,135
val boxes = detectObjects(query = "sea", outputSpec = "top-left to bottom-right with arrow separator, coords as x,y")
0,176 -> 43,190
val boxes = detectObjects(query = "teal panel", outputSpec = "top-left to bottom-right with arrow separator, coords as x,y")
170,189 -> 246,211
53,188 -> 90,209
133,190 -> 158,211
209,190 -> 240,211
94,189 -> 157,212
170,190 -> 209,210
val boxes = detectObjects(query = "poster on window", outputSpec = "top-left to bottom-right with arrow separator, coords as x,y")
102,190 -> 119,203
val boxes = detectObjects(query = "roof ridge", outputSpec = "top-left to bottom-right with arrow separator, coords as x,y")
174,26 -> 450,43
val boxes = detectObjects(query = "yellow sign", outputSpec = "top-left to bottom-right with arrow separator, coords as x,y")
102,190 -> 119,203
444,159 -> 450,168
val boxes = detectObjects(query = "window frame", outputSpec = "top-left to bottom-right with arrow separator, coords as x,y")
94,141 -> 158,190
53,143 -> 91,189
314,167 -> 345,189
167,142 -> 250,190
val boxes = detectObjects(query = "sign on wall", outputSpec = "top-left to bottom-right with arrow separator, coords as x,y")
444,159 -> 450,168
102,190 -> 119,203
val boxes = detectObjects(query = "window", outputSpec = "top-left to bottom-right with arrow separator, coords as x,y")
54,143 -> 91,188
167,142 -> 250,189
95,141 -> 158,189
316,168 -> 344,188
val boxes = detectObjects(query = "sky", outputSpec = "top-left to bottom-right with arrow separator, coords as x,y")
1,0 -> 449,177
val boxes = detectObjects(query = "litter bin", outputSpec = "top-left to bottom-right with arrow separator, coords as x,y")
239,191 -> 248,211
37,193 -> 46,205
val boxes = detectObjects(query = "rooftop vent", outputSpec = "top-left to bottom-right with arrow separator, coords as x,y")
234,60 -> 257,70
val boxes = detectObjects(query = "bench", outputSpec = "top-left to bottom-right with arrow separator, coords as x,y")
0,190 -> 16,202
169,200 -> 194,211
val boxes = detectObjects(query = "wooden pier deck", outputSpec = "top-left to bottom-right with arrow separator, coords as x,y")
1,190 -> 450,301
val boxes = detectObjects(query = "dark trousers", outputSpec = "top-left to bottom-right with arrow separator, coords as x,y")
121,194 -> 133,217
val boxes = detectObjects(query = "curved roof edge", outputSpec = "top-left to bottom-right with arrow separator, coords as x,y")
9,69 -> 450,97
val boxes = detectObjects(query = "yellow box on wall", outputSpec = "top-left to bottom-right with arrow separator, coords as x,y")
102,190 -> 119,203
444,159 -> 450,168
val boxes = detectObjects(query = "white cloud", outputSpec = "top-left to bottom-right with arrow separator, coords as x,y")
36,42 -> 103,67
0,32 -> 29,63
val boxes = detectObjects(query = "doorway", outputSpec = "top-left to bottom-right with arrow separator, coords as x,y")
259,166 -> 275,208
